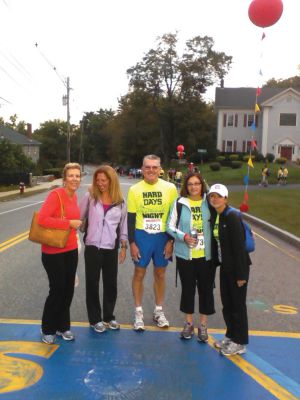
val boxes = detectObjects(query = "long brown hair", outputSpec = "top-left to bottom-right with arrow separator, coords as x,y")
90,165 -> 123,204
180,172 -> 207,198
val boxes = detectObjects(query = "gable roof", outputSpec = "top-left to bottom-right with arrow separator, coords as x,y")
215,87 -> 300,109
0,125 -> 41,146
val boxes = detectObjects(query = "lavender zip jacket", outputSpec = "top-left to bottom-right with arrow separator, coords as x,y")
79,192 -> 128,249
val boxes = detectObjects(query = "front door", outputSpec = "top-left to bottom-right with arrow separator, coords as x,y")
280,146 -> 292,160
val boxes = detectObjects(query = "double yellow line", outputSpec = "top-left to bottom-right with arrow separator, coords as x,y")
0,231 -> 29,253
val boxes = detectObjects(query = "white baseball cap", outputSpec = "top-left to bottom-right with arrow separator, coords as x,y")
208,183 -> 228,198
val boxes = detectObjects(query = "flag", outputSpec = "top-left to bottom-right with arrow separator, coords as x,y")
255,103 -> 260,113
248,157 -> 254,168
256,87 -> 261,96
244,192 -> 249,202
250,121 -> 256,131
244,175 -> 249,185
251,139 -> 258,150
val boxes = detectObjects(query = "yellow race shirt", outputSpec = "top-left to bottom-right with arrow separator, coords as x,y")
127,178 -> 178,233
213,214 -> 222,262
188,198 -> 205,259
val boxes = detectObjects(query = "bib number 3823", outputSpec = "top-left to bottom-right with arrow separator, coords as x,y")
143,218 -> 162,234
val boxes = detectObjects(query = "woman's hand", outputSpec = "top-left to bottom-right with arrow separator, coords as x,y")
69,219 -> 83,229
237,280 -> 247,287
184,234 -> 197,247
130,242 -> 141,262
119,248 -> 126,264
164,240 -> 174,259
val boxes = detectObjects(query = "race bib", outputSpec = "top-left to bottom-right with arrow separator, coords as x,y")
195,233 -> 205,250
143,218 -> 162,234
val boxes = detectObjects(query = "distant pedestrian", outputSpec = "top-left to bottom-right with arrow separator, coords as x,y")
282,166 -> 288,185
277,167 -> 283,185
260,164 -> 269,187
208,184 -> 251,356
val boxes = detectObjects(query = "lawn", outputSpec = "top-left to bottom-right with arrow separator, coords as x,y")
196,162 -> 300,186
222,189 -> 300,237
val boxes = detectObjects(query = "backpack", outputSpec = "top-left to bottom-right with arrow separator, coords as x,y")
224,207 -> 255,253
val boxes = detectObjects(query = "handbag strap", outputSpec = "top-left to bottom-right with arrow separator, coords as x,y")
54,191 -> 65,219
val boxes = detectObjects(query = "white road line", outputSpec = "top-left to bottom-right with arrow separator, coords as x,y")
0,201 -> 43,216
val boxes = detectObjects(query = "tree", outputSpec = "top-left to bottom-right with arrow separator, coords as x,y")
0,139 -> 34,172
127,33 -> 232,163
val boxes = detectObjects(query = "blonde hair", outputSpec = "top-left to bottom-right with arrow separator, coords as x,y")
90,165 -> 123,204
62,163 -> 81,180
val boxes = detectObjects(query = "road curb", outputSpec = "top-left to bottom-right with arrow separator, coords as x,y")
243,213 -> 300,250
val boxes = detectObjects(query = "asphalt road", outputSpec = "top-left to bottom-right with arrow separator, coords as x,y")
0,167 -> 299,333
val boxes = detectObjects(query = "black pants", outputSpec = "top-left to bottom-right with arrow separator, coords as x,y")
177,257 -> 216,315
220,268 -> 249,345
41,249 -> 78,335
84,245 -> 118,324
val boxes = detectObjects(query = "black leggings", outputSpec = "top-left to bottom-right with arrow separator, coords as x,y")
41,249 -> 78,335
84,245 -> 118,324
177,257 -> 216,315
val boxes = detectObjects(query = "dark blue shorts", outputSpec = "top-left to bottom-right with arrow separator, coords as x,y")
134,230 -> 170,268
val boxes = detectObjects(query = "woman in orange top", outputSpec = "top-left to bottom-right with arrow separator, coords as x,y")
38,163 -> 82,344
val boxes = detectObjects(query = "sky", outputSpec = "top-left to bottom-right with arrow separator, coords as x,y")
0,0 -> 299,131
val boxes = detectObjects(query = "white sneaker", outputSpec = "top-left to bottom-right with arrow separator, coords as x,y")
153,309 -> 169,328
134,310 -> 145,331
56,330 -> 75,341
90,322 -> 107,333
220,341 -> 246,356
214,336 -> 232,349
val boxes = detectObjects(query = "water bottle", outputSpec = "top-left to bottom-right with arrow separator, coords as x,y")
189,228 -> 198,248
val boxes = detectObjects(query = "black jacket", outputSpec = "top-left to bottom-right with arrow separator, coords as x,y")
211,206 -> 251,281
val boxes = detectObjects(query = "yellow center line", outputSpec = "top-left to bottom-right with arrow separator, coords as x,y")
0,231 -> 29,253
253,230 -> 300,263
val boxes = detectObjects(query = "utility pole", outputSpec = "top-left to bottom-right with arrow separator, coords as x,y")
63,77 -> 71,162
79,119 -> 85,172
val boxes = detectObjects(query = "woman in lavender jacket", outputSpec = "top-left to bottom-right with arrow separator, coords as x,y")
80,166 -> 128,333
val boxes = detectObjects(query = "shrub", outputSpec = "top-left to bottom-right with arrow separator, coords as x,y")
231,161 -> 243,169
254,152 -> 264,162
266,153 -> 275,163
229,154 -> 239,161
43,168 -> 62,178
275,157 -> 287,164
216,156 -> 225,162
242,155 -> 256,162
209,162 -> 221,171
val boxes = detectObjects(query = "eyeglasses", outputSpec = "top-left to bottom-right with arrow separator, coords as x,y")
187,182 -> 201,187
143,166 -> 160,171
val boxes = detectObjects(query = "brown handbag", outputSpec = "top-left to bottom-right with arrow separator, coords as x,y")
29,191 -> 71,248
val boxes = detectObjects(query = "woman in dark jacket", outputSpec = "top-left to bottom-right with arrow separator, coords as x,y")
208,183 -> 251,356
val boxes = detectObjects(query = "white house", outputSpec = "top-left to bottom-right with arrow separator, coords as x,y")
215,87 -> 300,161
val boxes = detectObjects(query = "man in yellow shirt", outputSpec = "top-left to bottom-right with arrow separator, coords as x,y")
127,155 -> 178,331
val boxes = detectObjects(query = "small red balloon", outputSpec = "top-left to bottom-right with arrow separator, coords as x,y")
177,145 -> 184,152
248,0 -> 283,28
239,203 -> 249,213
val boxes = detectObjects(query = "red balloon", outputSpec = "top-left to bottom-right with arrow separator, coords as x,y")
239,203 -> 249,213
177,144 -> 184,152
248,0 -> 283,28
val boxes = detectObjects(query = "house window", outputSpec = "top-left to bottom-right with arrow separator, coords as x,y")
227,115 -> 234,127
247,114 -> 254,127
226,141 -> 233,152
280,113 -> 296,126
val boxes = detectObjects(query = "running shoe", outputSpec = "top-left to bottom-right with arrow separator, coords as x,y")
180,322 -> 194,340
220,342 -> 246,356
214,337 -> 232,350
103,320 -> 120,330
134,309 -> 145,331
153,309 -> 169,328
56,330 -> 75,341
90,322 -> 107,333
197,325 -> 208,343
41,332 -> 56,345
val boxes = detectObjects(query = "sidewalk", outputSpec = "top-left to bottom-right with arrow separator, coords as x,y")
0,179 -> 63,201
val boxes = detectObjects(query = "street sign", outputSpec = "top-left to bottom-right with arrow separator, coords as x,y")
198,149 -> 207,153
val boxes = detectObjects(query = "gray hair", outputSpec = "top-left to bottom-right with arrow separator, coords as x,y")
142,154 -> 161,166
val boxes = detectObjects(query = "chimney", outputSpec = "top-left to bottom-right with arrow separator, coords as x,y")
27,123 -> 32,139
220,78 -> 224,88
